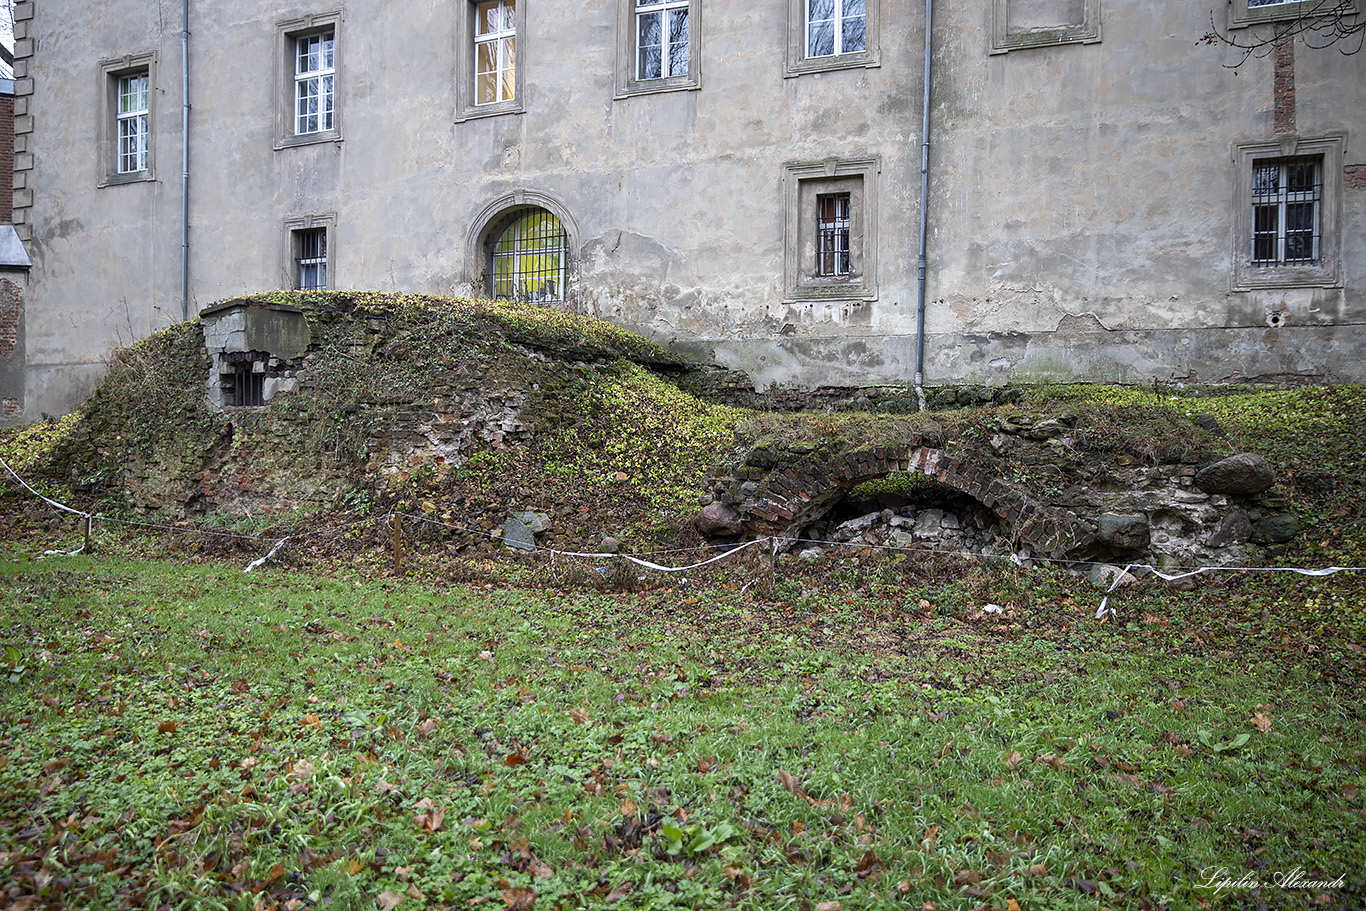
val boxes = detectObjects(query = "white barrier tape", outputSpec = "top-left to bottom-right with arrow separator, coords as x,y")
0,453 -> 89,518
244,538 -> 289,573
1095,562 -> 1362,619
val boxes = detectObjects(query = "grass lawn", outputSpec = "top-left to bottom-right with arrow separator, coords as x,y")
1,544 -> 1363,910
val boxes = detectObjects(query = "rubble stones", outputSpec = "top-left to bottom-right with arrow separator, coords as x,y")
1194,453 -> 1276,495
1251,513 -> 1301,544
1207,510 -> 1253,547
1096,513 -> 1150,550
696,502 -> 744,536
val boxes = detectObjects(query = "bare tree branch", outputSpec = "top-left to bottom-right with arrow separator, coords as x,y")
1201,0 -> 1365,67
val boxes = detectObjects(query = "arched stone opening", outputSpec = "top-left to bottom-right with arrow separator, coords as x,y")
705,442 -> 1098,560
801,472 -> 1011,556
467,191 -> 580,303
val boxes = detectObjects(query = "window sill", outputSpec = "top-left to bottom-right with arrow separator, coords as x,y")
99,170 -> 154,188
1233,266 -> 1342,291
785,52 -> 878,78
456,101 -> 525,123
275,130 -> 343,150
786,282 -> 874,303
615,76 -> 701,99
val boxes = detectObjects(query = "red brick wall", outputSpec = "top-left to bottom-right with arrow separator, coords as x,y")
0,91 -> 12,224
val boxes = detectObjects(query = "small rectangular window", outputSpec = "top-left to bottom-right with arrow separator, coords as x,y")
816,193 -> 851,277
295,32 -> 335,135
1251,158 -> 1321,265
475,0 -> 517,105
807,0 -> 867,58
222,359 -> 266,408
636,0 -> 690,80
295,228 -> 329,289
117,73 -> 149,174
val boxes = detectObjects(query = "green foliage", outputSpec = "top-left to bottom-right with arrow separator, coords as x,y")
0,551 -> 1362,910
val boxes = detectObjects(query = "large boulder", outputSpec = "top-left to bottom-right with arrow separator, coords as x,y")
1194,453 -> 1276,495
695,502 -> 744,536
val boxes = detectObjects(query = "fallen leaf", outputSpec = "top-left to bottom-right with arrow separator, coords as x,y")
569,707 -> 590,724
501,886 -> 536,910
815,902 -> 842,911
377,891 -> 405,910
1005,751 -> 1023,770
1252,712 -> 1272,733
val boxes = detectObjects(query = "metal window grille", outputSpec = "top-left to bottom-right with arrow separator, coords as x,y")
222,363 -> 265,408
296,228 -> 328,290
1252,157 -> 1321,266
816,193 -> 851,277
475,0 -> 516,104
807,0 -> 867,58
492,210 -> 568,302
636,0 -> 689,80
117,73 -> 149,173
295,32 -> 335,134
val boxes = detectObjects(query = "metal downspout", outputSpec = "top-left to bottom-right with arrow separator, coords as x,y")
914,0 -> 934,411
181,0 -> 190,321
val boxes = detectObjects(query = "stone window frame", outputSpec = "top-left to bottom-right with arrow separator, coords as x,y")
614,0 -> 702,98
782,156 -> 880,303
1232,134 -> 1345,291
989,0 -> 1102,54
1229,0 -> 1360,29
98,52 -> 157,187
275,11 -> 344,149
283,214 -> 337,290
456,0 -> 527,122
784,0 -> 880,77
466,189 -> 580,299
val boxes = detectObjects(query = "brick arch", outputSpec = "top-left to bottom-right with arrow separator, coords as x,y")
725,444 -> 1096,559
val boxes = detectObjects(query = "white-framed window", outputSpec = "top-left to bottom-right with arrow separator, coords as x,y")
116,73 -> 149,174
636,0 -> 690,80
615,0 -> 701,96
457,0 -> 525,119
475,0 -> 516,105
294,32 -> 335,135
276,12 -> 342,148
492,210 -> 568,302
99,53 -> 157,186
1251,158 -> 1321,266
807,0 -> 866,58
785,0 -> 878,76
1232,135 -> 1344,290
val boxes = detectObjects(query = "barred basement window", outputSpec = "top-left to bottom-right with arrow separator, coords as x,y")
816,193 -> 851,277
492,211 -> 568,302
296,228 -> 329,289
221,356 -> 265,408
1252,158 -> 1321,266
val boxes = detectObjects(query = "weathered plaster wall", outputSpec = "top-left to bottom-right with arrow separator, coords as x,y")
9,0 -> 1366,423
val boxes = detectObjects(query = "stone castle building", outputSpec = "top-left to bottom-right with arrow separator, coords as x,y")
1,0 -> 1363,423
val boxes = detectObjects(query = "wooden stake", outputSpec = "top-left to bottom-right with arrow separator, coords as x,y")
84,514 -> 94,555
392,513 -> 403,576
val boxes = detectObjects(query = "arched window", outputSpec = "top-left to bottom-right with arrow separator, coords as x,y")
491,209 -> 568,302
